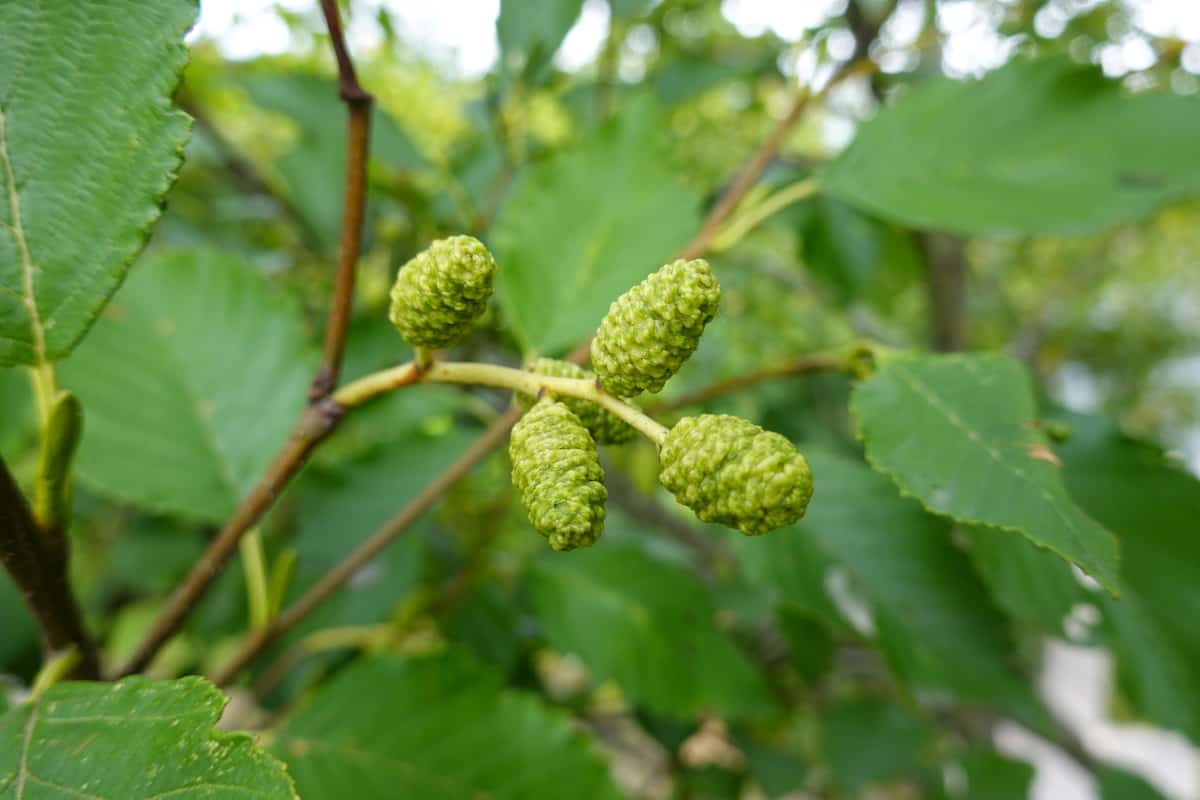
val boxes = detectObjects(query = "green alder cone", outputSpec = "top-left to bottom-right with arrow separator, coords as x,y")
388,235 -> 497,348
510,400 -> 608,551
514,358 -> 636,445
591,258 -> 720,397
659,414 -> 813,535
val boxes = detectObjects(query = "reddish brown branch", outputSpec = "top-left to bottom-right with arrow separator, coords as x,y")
115,1 -> 375,678
654,354 -> 846,412
319,0 -> 370,104
311,101 -> 373,400
0,457 -> 99,678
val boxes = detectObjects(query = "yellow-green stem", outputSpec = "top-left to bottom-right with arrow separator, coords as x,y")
29,363 -> 58,427
334,360 -> 670,445
710,177 -> 819,252
239,528 -> 271,630
29,646 -> 80,701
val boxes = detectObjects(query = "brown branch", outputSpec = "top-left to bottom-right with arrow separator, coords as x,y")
208,57 -> 877,686
920,232 -> 968,352
114,2 -> 374,678
0,456 -> 99,678
311,0 -> 374,400
653,354 -> 847,413
208,407 -> 520,686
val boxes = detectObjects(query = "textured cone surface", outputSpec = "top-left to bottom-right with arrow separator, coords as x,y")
591,258 -> 720,397
515,358 -> 636,445
389,235 -> 497,348
510,401 -> 607,550
659,414 -> 813,535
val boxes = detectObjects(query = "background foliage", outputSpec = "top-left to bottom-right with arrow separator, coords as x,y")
3,0 -> 1200,798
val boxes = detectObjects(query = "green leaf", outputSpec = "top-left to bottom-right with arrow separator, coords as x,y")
285,430 -> 477,633
962,525 -> 1083,635
798,195 -> 922,306
273,648 -> 620,800
934,749 -> 1033,800
496,0 -> 584,76
851,353 -> 1119,592
59,249 -> 314,522
0,0 -> 194,365
0,368 -> 33,456
528,544 -> 773,719
609,0 -> 653,19
1054,411 -> 1200,741
775,607 -> 835,683
241,72 -> 427,251
745,449 -> 1042,720
442,583 -> 522,676
491,94 -> 701,354
1097,766 -> 1168,800
822,700 -> 928,793
821,55 -> 1200,234
0,676 -> 296,798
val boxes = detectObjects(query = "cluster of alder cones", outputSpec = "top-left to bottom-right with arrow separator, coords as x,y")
388,235 -> 814,551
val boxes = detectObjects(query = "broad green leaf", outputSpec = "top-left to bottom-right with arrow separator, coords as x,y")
528,544 -> 773,719
962,525 -> 1083,635
0,368 -> 33,456
241,72 -> 428,251
822,700 -> 928,793
442,583 -> 522,676
491,94 -> 701,354
0,0 -> 194,365
651,57 -> 745,105
934,749 -> 1033,800
609,0 -> 653,19
851,353 -> 1119,592
798,195 -> 922,306
821,55 -> 1200,234
1097,766 -> 1168,800
285,429 -> 477,634
0,677 -> 296,799
496,0 -> 584,76
775,607 -> 834,683
59,249 -> 314,522
1055,412 -> 1200,741
273,648 -> 620,800
735,520 -> 845,631
742,744 -> 808,798
742,449 -> 1042,721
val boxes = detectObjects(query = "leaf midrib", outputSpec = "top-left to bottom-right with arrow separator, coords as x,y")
882,359 -> 1114,582
0,104 -> 46,364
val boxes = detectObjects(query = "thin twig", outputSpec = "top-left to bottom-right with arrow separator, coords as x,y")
208,58 -> 876,685
679,58 -> 873,262
311,0 -> 374,399
115,1 -> 374,678
209,408 -> 520,686
653,354 -> 847,412
0,457 -> 99,678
